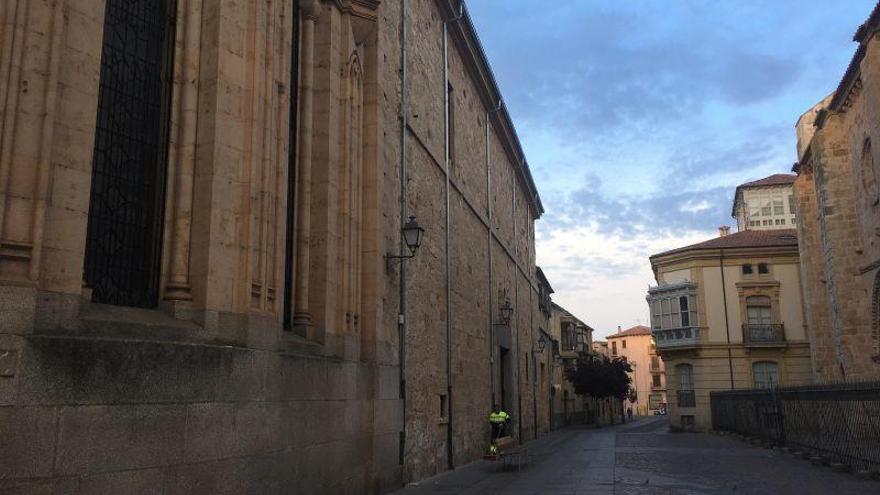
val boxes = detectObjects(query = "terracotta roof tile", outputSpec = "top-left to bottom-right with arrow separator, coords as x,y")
737,174 -> 796,188
651,229 -> 797,259
606,325 -> 652,339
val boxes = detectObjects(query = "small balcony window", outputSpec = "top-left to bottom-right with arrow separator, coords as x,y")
676,363 -> 695,407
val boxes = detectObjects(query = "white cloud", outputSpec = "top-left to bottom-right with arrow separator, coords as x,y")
679,199 -> 711,214
536,222 -> 712,338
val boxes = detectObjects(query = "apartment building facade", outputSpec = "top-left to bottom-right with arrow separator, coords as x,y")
648,229 -> 812,431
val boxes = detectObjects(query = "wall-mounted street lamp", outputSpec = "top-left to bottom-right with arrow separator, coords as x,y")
535,332 -> 547,353
386,216 -> 424,272
498,299 -> 513,326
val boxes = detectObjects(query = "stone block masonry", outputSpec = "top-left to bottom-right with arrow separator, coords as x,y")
793,8 -> 880,381
0,0 -> 545,493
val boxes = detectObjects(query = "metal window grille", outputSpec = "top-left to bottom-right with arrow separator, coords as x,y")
84,0 -> 177,308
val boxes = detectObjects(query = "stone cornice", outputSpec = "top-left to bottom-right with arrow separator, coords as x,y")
330,0 -> 381,21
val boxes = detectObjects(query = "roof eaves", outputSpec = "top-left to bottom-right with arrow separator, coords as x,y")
452,1 -> 545,217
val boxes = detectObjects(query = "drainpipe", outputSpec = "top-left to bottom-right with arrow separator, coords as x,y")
397,0 -> 409,467
486,100 -> 502,410
443,4 -> 463,471
532,347 -> 537,438
720,248 -> 735,389
485,102 -> 495,409
510,163 -> 522,445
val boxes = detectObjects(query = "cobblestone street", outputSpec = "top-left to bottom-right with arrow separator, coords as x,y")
395,417 -> 880,494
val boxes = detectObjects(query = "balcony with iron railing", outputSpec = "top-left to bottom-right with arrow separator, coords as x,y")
677,389 -> 696,408
653,326 -> 701,349
742,323 -> 785,347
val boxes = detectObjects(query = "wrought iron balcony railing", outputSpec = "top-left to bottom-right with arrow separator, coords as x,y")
742,324 -> 785,346
653,327 -> 701,349
677,389 -> 696,408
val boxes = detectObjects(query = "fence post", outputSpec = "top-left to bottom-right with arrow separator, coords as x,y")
774,387 -> 785,446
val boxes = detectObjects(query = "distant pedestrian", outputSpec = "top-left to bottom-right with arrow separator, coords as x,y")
627,407 -> 633,421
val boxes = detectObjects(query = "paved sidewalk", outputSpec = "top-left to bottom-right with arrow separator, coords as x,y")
393,417 -> 880,494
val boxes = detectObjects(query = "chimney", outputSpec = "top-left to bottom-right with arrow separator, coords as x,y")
617,325 -> 621,333
718,225 -> 731,237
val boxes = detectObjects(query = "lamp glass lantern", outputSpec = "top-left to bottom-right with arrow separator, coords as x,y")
402,216 -> 424,255
499,300 -> 513,325
536,333 -> 547,353
386,215 -> 425,272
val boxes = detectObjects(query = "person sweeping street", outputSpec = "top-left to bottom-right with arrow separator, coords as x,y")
487,404 -> 511,455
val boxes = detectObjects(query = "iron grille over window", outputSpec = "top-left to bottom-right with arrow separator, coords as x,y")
84,0 -> 177,307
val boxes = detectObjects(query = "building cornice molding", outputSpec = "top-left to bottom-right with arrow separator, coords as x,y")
327,0 -> 380,21
734,280 -> 781,290
651,245 -> 800,268
434,0 -> 544,218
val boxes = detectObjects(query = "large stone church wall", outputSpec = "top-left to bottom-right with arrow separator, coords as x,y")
0,0 -> 544,492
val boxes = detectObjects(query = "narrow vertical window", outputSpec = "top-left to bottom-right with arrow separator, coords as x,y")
752,361 -> 779,389
676,364 -> 694,407
861,138 -> 878,205
84,0 -> 177,307
872,272 -> 880,362
679,296 -> 690,327
447,82 -> 455,171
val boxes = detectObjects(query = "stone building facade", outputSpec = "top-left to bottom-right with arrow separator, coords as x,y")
0,0 -> 544,492
648,229 -> 812,431
546,302 -> 593,429
792,2 -> 880,382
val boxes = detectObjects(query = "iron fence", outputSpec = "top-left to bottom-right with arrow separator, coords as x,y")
711,381 -> 880,473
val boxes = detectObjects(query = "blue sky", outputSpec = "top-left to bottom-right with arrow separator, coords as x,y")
467,0 -> 876,338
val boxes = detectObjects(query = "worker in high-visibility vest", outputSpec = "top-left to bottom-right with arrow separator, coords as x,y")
488,404 -> 511,443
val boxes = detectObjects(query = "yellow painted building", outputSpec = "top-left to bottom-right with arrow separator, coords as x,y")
647,228 -> 812,431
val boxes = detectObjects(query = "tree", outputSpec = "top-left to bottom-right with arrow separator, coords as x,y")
564,354 -> 633,400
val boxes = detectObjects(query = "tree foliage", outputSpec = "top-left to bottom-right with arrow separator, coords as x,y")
564,354 -> 633,400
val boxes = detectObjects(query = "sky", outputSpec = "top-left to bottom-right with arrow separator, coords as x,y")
467,0 -> 876,339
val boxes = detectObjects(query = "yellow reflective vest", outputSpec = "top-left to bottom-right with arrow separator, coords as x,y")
488,411 -> 510,424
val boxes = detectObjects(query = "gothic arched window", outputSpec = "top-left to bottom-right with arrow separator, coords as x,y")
337,51 -> 365,333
